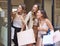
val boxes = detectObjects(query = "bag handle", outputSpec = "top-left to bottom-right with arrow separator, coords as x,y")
21,25 -> 28,31
25,25 -> 28,30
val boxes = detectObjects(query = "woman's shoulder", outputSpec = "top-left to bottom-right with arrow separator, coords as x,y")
45,18 -> 50,22
26,11 -> 32,18
11,12 -> 16,20
45,18 -> 51,24
27,11 -> 32,15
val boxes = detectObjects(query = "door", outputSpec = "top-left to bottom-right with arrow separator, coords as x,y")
44,0 -> 60,30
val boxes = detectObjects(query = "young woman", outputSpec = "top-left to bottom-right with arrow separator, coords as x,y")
11,4 -> 26,46
36,10 -> 54,46
25,4 -> 40,46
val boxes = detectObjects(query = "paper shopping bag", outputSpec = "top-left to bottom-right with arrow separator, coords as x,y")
17,29 -> 36,46
43,34 -> 54,45
43,30 -> 54,45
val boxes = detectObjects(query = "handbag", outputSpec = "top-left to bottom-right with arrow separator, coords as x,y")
43,29 -> 54,45
17,25 -> 36,46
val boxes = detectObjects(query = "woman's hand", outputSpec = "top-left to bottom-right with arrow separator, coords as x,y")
21,24 -> 26,31
20,15 -> 26,25
38,27 -> 43,31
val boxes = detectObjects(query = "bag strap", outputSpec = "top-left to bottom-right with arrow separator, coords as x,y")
25,25 -> 28,30
21,25 -> 28,31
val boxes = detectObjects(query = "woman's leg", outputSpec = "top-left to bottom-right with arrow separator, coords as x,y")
14,29 -> 18,46
36,37 -> 42,46
36,37 -> 44,46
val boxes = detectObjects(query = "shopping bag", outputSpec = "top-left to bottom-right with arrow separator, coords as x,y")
53,30 -> 60,43
17,29 -> 36,46
43,31 -> 54,45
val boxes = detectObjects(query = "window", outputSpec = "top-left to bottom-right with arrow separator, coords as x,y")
0,0 -> 8,46
54,0 -> 60,29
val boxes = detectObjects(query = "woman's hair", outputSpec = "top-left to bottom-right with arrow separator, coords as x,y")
19,4 -> 26,10
34,3 -> 40,10
40,9 -> 48,18
19,4 -> 26,14
32,3 -> 40,20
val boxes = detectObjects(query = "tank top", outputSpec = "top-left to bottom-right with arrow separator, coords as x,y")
38,20 -> 49,37
13,13 -> 23,28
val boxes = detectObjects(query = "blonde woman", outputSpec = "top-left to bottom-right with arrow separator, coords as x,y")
11,4 -> 26,46
25,4 -> 40,46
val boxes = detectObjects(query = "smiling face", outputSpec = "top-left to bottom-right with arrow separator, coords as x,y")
17,5 -> 23,13
36,10 -> 42,19
32,4 -> 38,13
36,10 -> 48,19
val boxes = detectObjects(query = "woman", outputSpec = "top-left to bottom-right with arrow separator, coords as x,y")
25,3 -> 40,46
11,4 -> 26,46
25,3 -> 40,29
36,10 -> 54,46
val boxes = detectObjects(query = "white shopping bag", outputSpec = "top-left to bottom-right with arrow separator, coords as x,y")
43,31 -> 54,45
11,27 -> 15,39
17,29 -> 36,46
53,30 -> 60,43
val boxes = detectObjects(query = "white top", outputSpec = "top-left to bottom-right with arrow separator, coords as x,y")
38,21 -> 48,37
13,14 -> 23,28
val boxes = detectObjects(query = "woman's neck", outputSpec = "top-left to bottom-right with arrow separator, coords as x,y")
39,17 -> 45,21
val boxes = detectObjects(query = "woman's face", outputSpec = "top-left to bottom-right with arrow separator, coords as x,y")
36,10 -> 42,19
32,5 -> 38,13
17,5 -> 23,13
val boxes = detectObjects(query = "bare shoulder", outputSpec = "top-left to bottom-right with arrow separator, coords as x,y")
45,19 -> 51,23
11,12 -> 16,18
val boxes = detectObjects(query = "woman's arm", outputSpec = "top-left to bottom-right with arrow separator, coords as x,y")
20,16 -> 26,31
21,16 -> 26,25
25,11 -> 31,24
38,19 -> 53,32
11,12 -> 16,22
